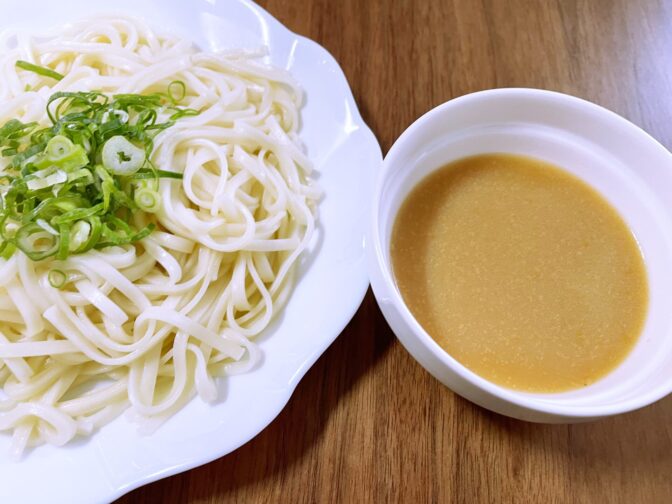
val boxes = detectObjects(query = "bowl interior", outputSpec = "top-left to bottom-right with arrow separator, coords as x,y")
375,89 -> 672,414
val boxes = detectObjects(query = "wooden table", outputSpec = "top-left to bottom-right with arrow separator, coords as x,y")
119,0 -> 672,502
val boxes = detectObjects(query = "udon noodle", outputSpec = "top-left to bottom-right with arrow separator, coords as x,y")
0,16 -> 317,457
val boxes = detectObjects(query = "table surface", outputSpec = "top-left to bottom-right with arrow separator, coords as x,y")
118,0 -> 672,502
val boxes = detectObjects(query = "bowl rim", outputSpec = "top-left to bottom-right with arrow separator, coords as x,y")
369,87 -> 672,419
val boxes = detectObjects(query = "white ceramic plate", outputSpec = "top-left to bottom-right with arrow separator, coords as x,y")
0,1 -> 381,502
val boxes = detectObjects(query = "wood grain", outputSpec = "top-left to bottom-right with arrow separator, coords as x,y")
117,0 -> 672,502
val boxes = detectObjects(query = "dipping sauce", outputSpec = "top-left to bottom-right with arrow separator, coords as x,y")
391,153 -> 648,393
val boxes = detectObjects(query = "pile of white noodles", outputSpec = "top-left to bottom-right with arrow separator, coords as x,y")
0,16 -> 318,457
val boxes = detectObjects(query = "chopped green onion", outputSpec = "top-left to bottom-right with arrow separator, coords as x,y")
102,109 -> 130,124
11,142 -> 45,169
167,80 -> 186,104
67,168 -> 93,184
15,223 -> 60,260
46,135 -> 75,160
36,218 -> 58,236
132,223 -> 155,241
66,217 -> 101,254
0,84 -> 199,261
101,136 -> 145,175
0,242 -> 16,260
26,168 -> 67,191
47,269 -> 67,289
133,169 -> 183,180
39,136 -> 88,172
134,188 -> 161,213
28,166 -> 59,180
56,223 -> 70,260
0,119 -> 37,139
51,203 -> 104,225
56,145 -> 88,172
69,220 -> 90,251
15,60 -> 64,81
169,108 -> 200,120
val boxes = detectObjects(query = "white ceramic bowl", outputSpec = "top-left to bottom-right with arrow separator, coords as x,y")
367,88 -> 672,423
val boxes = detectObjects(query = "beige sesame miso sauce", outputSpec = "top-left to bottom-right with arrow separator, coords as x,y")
391,153 -> 648,393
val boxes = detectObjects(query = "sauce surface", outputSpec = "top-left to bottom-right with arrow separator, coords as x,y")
391,153 -> 648,392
